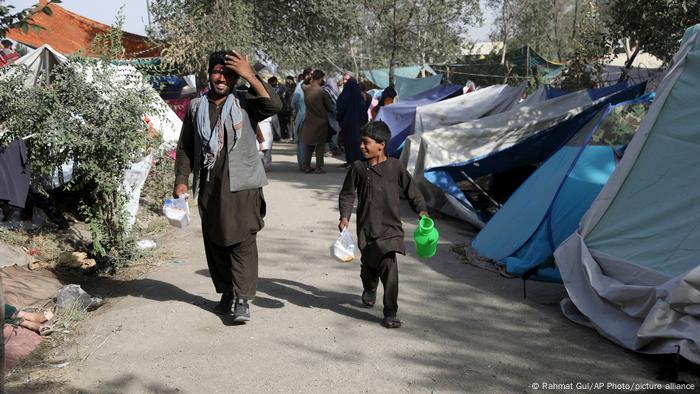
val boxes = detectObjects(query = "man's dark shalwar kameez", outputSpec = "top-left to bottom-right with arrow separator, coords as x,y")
175,78 -> 281,299
338,157 -> 427,317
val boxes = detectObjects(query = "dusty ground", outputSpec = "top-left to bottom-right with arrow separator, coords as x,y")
7,143 -> 700,393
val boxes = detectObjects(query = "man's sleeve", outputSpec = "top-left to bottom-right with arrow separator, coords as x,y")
339,165 -> 357,220
245,76 -> 282,123
174,108 -> 195,186
399,164 -> 427,213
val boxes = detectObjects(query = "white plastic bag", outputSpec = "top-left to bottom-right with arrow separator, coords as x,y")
331,228 -> 356,263
163,194 -> 190,228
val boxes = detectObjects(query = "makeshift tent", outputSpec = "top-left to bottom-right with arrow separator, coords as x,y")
374,84 -> 462,155
362,65 -> 436,88
395,74 -> 443,99
403,83 -> 644,227
472,96 -> 653,282
13,44 -> 67,86
553,25 -> 700,364
412,84 -> 526,136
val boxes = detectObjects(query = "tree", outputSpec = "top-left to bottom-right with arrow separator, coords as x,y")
0,0 -> 61,37
148,0 -> 358,77
0,61 -> 162,268
363,0 -> 481,85
606,0 -> 700,64
560,1 -> 613,90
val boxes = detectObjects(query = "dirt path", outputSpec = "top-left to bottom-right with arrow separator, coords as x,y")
11,143 -> 699,393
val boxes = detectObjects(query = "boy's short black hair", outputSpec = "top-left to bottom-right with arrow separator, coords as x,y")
302,67 -> 313,76
1,39 -> 12,48
361,121 -> 391,144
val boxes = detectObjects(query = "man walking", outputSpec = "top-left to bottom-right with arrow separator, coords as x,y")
174,51 -> 281,323
300,69 -> 332,173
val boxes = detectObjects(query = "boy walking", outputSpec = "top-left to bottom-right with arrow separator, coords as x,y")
338,121 -> 428,328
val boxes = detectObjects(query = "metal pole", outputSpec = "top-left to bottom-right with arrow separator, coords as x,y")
460,170 -> 502,209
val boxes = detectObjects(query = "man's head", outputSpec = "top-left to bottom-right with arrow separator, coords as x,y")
311,69 -> 325,86
208,50 -> 239,97
303,67 -> 313,83
267,76 -> 278,87
1,39 -> 13,49
342,72 -> 354,85
286,75 -> 295,85
360,121 -> 391,160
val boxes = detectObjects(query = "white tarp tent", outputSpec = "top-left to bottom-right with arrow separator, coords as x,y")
412,83 -> 526,136
553,25 -> 700,364
400,89 -> 595,227
14,44 -> 67,86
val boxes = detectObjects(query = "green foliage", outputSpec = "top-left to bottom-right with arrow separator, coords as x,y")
148,0 -> 482,78
91,6 -> 126,61
606,0 -> 700,64
559,1 -> 613,90
0,0 -> 61,37
0,60 -> 162,268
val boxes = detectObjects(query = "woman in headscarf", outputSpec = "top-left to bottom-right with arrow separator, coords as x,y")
324,75 -> 342,155
337,77 -> 370,165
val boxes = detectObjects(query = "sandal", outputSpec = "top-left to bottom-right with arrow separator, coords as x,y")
39,325 -> 54,336
302,167 -> 312,174
382,316 -> 402,329
314,168 -> 326,174
361,289 -> 376,307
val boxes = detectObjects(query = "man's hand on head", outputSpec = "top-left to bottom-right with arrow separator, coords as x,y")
225,51 -> 255,81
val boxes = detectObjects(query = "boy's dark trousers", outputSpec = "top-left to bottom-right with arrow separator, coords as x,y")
360,251 -> 398,317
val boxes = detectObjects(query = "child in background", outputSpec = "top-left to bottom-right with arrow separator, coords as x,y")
338,121 -> 428,328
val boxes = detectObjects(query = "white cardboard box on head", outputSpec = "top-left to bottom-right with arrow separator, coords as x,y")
163,195 -> 190,228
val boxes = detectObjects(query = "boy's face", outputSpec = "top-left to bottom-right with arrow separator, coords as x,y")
360,136 -> 385,160
209,64 -> 236,96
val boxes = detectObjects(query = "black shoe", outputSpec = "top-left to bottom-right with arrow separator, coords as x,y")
361,289 -> 376,307
213,292 -> 234,315
233,298 -> 251,322
382,315 -> 402,329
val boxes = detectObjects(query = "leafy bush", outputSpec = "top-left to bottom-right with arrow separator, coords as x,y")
0,60 -> 162,268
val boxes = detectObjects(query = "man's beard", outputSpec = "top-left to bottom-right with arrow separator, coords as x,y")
210,81 -> 231,96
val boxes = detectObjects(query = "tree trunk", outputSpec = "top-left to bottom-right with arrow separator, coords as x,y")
572,0 -> 579,41
389,0 -> 398,86
500,0 -> 509,65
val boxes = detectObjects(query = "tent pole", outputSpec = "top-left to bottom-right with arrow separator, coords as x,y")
460,171 -> 502,209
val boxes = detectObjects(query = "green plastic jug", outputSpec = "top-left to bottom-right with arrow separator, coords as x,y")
413,215 -> 439,259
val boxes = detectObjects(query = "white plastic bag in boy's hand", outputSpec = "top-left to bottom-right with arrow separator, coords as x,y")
331,228 -> 356,263
163,194 -> 190,228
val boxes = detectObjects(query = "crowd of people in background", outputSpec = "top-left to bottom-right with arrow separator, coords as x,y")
259,66 -> 392,173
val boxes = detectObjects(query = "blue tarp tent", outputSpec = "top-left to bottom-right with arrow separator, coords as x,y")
416,82 -> 645,227
545,81 -> 629,100
554,25 -> 700,363
472,96 -> 653,282
374,84 -> 462,155
362,65 -> 437,88
395,74 -> 443,99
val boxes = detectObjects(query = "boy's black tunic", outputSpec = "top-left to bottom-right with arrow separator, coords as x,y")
339,157 -> 428,263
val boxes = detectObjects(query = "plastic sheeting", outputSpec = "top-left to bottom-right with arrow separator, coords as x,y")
374,84 -> 462,155
362,65 -> 436,88
395,74 -> 443,100
412,84 -> 526,136
402,83 -> 644,228
13,44 -> 67,86
554,25 -> 700,363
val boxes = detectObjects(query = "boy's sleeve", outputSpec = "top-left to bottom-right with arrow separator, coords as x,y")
339,165 -> 357,219
399,165 -> 428,214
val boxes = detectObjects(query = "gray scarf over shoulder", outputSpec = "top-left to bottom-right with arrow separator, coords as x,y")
191,93 -> 268,196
